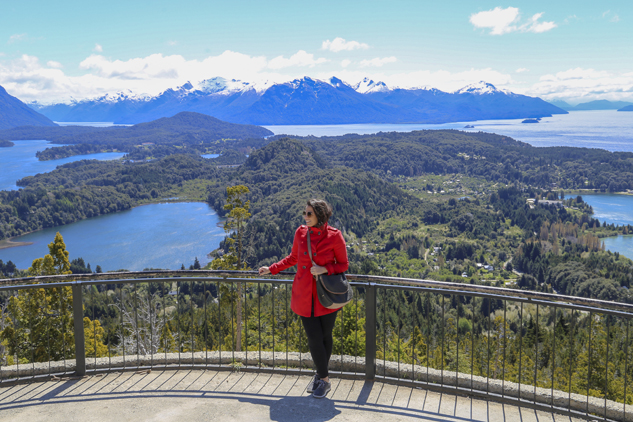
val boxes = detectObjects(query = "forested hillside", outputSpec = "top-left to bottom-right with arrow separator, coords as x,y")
2,131 -> 633,305
0,112 -> 272,160
303,130 -> 633,191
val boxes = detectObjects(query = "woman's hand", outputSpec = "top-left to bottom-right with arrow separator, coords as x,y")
258,266 -> 271,275
310,265 -> 327,276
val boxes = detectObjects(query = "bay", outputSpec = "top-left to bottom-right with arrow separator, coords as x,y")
565,193 -> 633,260
0,202 -> 225,272
265,110 -> 633,152
0,140 -> 125,191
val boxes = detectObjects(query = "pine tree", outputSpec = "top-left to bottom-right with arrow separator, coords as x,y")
1,232 -> 106,362
210,185 -> 251,352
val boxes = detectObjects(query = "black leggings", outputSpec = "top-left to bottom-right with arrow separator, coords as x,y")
301,310 -> 338,378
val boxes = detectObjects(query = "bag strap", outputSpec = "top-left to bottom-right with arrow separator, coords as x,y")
306,228 -> 316,266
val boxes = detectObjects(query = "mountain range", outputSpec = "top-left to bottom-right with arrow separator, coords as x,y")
548,99 -> 633,111
28,77 -> 567,125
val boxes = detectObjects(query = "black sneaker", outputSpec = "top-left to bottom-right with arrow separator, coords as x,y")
312,379 -> 331,398
306,374 -> 320,393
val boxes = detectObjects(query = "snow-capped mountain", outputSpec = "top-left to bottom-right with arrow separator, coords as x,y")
354,78 -> 390,94
30,77 -> 567,125
455,81 -> 512,96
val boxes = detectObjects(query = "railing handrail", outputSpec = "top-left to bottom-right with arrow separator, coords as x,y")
1,269 -> 632,314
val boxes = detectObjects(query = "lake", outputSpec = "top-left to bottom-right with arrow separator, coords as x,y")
265,110 -> 633,152
565,193 -> 633,259
0,202 -> 225,272
0,140 -> 125,191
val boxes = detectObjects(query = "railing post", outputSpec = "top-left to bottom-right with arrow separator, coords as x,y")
72,282 -> 86,376
365,283 -> 376,380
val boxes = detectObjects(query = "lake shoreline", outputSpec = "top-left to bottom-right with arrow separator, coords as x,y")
566,190 -> 633,195
0,199 -> 221,252
0,238 -> 34,250
0,202 -> 225,272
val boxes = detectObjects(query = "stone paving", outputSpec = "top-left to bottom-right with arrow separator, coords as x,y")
0,370 -> 585,422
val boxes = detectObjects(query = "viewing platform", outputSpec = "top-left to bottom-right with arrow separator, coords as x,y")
1,270 -> 632,421
0,369 -> 583,422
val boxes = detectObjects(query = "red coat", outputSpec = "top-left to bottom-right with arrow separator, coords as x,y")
269,223 -> 348,317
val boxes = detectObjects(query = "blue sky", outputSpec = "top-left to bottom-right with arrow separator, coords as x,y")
1,0 -> 631,104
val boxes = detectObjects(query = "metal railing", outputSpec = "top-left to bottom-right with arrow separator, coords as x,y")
0,270 -> 632,421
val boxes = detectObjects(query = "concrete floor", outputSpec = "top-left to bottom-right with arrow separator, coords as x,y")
0,370 -> 585,422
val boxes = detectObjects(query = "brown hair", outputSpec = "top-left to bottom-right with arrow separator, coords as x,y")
306,199 -> 333,227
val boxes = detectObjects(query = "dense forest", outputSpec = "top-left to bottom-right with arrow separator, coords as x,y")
302,130 -> 633,191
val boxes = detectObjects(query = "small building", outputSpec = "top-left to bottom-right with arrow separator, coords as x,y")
462,272 -> 468,278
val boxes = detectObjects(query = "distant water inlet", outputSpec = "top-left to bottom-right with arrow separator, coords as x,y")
265,110 -> 633,152
565,193 -> 633,260
0,140 -> 125,191
0,202 -> 225,271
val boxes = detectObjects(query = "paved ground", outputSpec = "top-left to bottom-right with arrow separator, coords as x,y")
0,370 -> 584,422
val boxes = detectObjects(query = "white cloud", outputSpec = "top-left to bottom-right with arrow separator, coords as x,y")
470,7 -> 520,35
341,59 -> 351,68
359,56 -> 397,68
93,44 -> 103,52
516,68 -> 529,73
321,37 -> 369,52
267,50 -> 328,69
8,34 -> 27,44
47,61 -> 63,69
526,13 -> 557,33
167,41 -> 178,46
603,10 -> 620,22
470,7 -> 556,35
529,68 -> 633,103
0,51 -> 289,103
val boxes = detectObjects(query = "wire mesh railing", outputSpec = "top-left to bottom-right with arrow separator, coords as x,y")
0,270 -> 632,421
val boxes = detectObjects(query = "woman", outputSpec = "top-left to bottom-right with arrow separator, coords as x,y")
259,199 -> 348,399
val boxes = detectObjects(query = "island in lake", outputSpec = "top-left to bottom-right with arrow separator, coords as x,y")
0,140 -> 14,147
522,118 -> 539,123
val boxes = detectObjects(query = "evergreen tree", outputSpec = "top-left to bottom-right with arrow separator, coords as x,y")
210,185 -> 251,352
0,233 -> 106,363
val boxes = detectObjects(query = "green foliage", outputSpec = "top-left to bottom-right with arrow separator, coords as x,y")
0,233 -> 106,363
210,185 -> 252,271
303,130 -> 633,191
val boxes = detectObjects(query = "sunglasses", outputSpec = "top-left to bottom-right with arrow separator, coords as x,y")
302,211 -> 314,217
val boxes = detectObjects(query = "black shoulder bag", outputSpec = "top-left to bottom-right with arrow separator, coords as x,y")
307,229 -> 353,309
